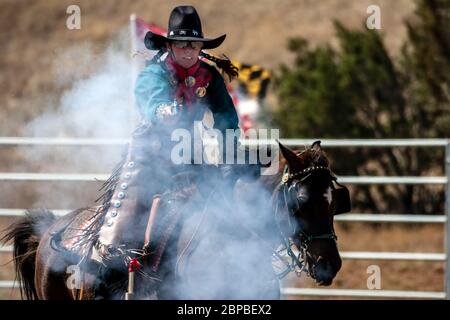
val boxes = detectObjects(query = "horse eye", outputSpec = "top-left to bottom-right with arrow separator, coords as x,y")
296,186 -> 308,198
296,187 -> 309,203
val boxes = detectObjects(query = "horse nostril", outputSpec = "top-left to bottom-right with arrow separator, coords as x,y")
313,259 -> 335,286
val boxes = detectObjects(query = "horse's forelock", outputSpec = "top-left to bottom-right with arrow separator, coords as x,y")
298,147 -> 329,168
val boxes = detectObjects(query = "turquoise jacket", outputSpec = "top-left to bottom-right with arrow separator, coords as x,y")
134,60 -> 239,134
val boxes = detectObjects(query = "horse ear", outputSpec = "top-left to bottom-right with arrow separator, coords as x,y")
311,140 -> 329,167
277,141 -> 302,171
311,140 -> 322,151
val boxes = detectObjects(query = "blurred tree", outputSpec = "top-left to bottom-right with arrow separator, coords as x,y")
272,0 -> 449,214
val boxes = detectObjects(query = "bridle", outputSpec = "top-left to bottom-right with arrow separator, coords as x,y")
272,164 -> 346,279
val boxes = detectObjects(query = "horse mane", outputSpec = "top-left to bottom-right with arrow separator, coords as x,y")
94,147 -> 128,219
55,147 -> 130,262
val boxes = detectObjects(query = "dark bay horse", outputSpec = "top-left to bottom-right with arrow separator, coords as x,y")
1,141 -> 349,299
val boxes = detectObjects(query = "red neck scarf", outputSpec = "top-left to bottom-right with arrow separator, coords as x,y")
165,55 -> 212,108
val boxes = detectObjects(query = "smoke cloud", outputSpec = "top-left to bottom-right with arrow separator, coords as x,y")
13,27 -> 293,300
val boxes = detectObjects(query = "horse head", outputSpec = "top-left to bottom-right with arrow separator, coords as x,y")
274,140 -> 350,286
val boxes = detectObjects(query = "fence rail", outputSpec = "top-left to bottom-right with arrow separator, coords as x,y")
281,288 -> 446,299
0,281 -> 15,289
0,280 -> 444,299
1,210 -> 445,261
0,137 -> 448,147
336,213 -> 447,223
0,137 -> 128,146
0,280 -> 445,300
0,173 -> 447,185
1,209 -> 445,223
0,244 -> 444,261
0,137 -> 448,299
0,173 -> 109,182
0,209 -> 69,217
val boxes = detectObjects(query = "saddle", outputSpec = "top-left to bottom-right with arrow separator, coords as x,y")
50,170 -> 217,299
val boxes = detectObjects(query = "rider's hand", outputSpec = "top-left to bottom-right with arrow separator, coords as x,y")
155,102 -> 179,121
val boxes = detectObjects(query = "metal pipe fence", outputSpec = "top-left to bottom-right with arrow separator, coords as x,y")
0,137 -> 448,299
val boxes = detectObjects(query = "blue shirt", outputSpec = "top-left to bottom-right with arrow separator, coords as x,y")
134,60 -> 239,134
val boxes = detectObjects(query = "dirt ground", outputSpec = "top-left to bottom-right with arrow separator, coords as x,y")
1,220 -> 445,300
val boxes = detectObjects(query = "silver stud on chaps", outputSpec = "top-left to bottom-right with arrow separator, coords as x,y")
92,123 -> 166,264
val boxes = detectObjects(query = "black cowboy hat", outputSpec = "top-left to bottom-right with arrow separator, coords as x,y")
144,6 -> 226,50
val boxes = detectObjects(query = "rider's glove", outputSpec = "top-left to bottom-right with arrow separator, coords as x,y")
155,101 -> 180,121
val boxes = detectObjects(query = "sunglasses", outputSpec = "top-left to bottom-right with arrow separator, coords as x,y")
172,41 -> 204,50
